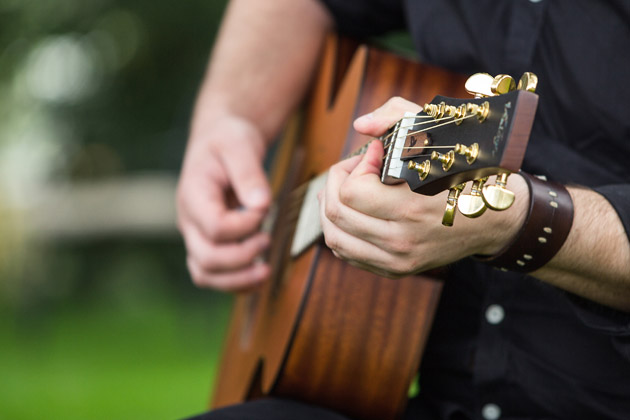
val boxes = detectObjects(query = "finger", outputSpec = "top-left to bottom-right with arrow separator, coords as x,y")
320,190 -> 394,269
337,253 -> 403,279
323,178 -> 414,257
331,154 -> 363,177
323,152 -> 393,245
187,256 -> 269,292
325,143 -> 381,202
353,97 -> 422,137
339,178 -> 411,220
220,139 -> 271,211
336,142 -> 412,220
348,140 -> 383,177
183,224 -> 270,272
179,179 -> 266,242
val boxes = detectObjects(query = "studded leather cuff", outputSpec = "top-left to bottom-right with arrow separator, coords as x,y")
476,172 -> 574,273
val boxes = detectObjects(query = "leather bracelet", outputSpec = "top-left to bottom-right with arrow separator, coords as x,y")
476,172 -> 574,273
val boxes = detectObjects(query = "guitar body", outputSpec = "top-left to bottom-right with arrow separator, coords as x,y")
212,36 -> 469,420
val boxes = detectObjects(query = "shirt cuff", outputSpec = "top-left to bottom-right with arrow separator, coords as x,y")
566,293 -> 630,336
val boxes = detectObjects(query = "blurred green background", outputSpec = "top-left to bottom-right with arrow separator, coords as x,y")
0,0 -> 233,418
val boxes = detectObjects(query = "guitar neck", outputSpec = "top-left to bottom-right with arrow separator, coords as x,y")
288,138 -> 380,257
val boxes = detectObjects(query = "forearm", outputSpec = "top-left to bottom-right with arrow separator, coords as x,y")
532,187 -> 630,311
472,175 -> 630,311
192,0 -> 332,143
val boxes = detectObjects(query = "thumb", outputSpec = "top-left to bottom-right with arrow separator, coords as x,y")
222,145 -> 271,210
353,97 -> 422,137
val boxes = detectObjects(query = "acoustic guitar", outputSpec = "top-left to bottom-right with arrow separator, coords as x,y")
210,35 -> 538,420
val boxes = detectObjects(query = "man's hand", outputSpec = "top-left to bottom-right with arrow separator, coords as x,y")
319,97 -> 529,278
177,114 -> 271,292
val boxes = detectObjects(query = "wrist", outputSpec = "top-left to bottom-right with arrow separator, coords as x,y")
472,173 -> 530,256
188,110 -> 269,155
475,172 -> 575,272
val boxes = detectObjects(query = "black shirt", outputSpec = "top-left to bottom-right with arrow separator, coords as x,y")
318,1 -> 630,419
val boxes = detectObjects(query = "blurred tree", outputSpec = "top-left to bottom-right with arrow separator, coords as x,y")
0,1 -> 234,419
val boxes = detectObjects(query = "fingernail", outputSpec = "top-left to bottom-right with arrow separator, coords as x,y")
248,188 -> 270,208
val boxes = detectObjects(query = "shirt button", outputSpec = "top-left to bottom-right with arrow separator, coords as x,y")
485,304 -> 505,325
482,403 -> 502,420
529,0 -> 543,3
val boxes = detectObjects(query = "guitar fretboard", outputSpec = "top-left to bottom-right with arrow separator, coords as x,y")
290,171 -> 328,257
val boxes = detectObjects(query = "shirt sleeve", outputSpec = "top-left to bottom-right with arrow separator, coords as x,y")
565,292 -> 630,366
317,0 -> 406,38
562,184 -> 630,353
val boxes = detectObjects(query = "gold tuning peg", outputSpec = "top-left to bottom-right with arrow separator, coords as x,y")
442,184 -> 465,227
491,74 -> 516,95
431,150 -> 455,171
517,72 -> 538,92
407,160 -> 431,180
464,73 -> 494,98
481,173 -> 515,211
458,178 -> 489,218
454,143 -> 479,164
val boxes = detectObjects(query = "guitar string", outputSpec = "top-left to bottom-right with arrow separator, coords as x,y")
285,112 -> 477,214
381,113 -> 477,160
382,113 -> 476,148
406,113 -> 476,136
381,115 -> 457,142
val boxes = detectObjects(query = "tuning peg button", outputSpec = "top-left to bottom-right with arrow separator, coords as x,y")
465,73 -> 494,98
491,74 -> 516,95
458,178 -> 488,218
482,173 -> 515,211
517,72 -> 538,92
442,184 -> 465,226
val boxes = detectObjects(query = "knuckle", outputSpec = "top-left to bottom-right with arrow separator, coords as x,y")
329,162 -> 345,178
325,200 -> 341,224
389,236 -> 413,255
338,183 -> 357,206
187,263 -> 209,288
385,96 -> 404,108
382,96 -> 421,115
191,275 -> 209,288
324,232 -> 340,251
197,251 -> 219,272
242,241 -> 261,260
208,278 -> 233,293
392,260 -> 415,278
203,222 -> 221,240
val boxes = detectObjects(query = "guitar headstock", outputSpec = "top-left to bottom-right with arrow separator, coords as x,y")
380,73 -> 539,225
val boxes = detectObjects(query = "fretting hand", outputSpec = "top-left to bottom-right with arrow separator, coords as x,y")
319,97 -> 529,278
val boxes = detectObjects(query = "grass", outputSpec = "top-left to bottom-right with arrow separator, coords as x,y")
0,282 -> 233,420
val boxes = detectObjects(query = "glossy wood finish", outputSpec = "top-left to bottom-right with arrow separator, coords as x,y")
211,36 -> 469,419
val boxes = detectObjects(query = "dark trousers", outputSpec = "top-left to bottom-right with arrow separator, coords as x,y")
186,396 -> 441,420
